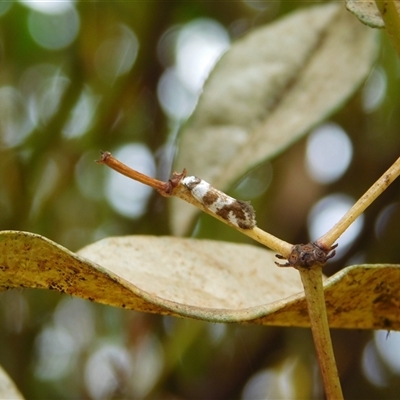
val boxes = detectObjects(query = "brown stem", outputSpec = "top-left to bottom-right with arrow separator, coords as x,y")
97,151 -> 169,195
298,266 -> 343,400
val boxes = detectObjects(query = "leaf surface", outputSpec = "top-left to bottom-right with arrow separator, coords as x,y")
1,231 -> 399,330
171,3 -> 378,235
0,364 -> 24,400
346,0 -> 384,28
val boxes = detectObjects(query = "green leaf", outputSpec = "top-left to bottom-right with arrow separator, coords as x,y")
171,3 -> 378,235
1,231 -> 399,330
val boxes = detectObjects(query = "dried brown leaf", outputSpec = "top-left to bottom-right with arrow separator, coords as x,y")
1,231 -> 399,330
251,264 -> 400,331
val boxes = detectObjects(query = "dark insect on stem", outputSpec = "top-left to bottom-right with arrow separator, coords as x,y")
275,242 -> 338,268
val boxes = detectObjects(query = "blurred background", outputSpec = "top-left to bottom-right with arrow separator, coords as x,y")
0,1 -> 400,399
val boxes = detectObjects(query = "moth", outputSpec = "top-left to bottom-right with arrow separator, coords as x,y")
182,176 -> 256,229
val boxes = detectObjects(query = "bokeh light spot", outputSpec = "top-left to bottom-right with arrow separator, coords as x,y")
308,194 -> 364,259
19,64 -> 69,125
20,0 -> 75,15
362,341 -> 389,388
374,202 -> 399,240
242,358 -> 300,399
0,86 -> 33,148
362,67 -> 387,113
35,326 -> 76,380
375,330 -> 400,374
28,6 -> 79,50
156,24 -> 180,68
157,18 -> 230,120
157,67 -> 197,120
176,18 -> 230,92
53,297 -> 95,350
85,344 -> 131,400
95,24 -> 139,83
63,86 -> 100,139
34,298 -> 95,381
208,323 -> 227,345
306,123 -> 353,184
131,335 -> 163,397
242,369 -> 278,399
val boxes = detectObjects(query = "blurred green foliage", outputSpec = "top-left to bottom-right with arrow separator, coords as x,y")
0,1 -> 400,399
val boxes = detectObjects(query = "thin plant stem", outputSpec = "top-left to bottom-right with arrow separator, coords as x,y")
99,151 -> 400,400
248,227 -> 293,257
97,151 -> 167,193
298,266 -> 343,400
97,151 -> 293,258
308,155 -> 400,398
317,156 -> 400,249
174,180 -> 293,255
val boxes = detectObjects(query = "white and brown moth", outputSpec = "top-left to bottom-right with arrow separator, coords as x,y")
182,176 -> 256,229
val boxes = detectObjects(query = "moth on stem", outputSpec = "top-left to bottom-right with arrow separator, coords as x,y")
98,150 -> 343,399
97,151 -> 293,257
98,151 -> 400,400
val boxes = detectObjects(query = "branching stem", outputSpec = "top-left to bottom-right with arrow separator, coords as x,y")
99,151 -> 400,399
97,151 -> 293,257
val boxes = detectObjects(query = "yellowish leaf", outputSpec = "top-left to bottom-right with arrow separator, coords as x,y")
1,231 -> 399,330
